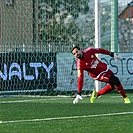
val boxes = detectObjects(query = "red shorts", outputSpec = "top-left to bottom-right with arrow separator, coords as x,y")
96,69 -> 114,83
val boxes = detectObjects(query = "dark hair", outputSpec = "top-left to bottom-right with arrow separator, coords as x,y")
71,46 -> 80,53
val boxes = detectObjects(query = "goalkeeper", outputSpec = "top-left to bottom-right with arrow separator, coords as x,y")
71,46 -> 131,104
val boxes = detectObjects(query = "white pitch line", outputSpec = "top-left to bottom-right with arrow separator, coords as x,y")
0,99 -> 39,103
0,98 -> 63,103
110,96 -> 122,98
0,112 -> 133,124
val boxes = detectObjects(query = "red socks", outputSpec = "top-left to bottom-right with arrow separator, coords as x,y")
97,84 -> 127,98
97,84 -> 113,96
115,84 -> 127,98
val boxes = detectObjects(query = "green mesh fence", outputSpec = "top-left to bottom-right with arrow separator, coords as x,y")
0,0 -> 132,96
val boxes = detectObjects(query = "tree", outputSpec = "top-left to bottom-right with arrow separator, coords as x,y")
38,0 -> 111,51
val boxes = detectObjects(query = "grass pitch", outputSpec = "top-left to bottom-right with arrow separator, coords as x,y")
0,93 -> 133,133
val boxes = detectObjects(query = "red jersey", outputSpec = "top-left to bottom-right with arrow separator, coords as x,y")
76,47 -> 111,91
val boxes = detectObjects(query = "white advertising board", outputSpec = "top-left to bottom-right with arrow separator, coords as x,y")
57,53 -> 133,91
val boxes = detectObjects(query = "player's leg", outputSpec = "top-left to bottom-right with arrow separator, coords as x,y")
90,84 -> 115,103
96,69 -> 115,96
90,70 -> 114,103
97,83 -> 115,96
91,69 -> 131,103
109,75 -> 131,103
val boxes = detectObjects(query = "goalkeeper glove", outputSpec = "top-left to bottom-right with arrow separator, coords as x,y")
73,94 -> 83,104
110,52 -> 122,62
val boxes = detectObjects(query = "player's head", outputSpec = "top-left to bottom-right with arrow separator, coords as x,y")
71,46 -> 83,59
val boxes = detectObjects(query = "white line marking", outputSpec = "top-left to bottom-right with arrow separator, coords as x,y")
110,96 -> 122,98
0,98 -> 63,103
0,100 -> 38,103
1,112 -> 133,124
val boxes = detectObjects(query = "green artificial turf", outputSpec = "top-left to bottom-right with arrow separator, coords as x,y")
0,93 -> 133,133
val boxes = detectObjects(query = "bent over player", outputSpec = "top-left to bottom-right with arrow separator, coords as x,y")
71,46 -> 131,104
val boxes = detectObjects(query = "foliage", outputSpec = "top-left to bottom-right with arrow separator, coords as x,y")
38,0 -> 112,50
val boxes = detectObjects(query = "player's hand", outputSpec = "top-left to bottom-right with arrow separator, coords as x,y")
110,52 -> 122,62
73,94 -> 83,104
114,53 -> 122,62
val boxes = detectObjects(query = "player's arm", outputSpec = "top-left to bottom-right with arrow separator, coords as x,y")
91,47 -> 122,62
73,69 -> 84,104
77,69 -> 84,94
91,47 -> 111,55
99,48 -> 122,62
